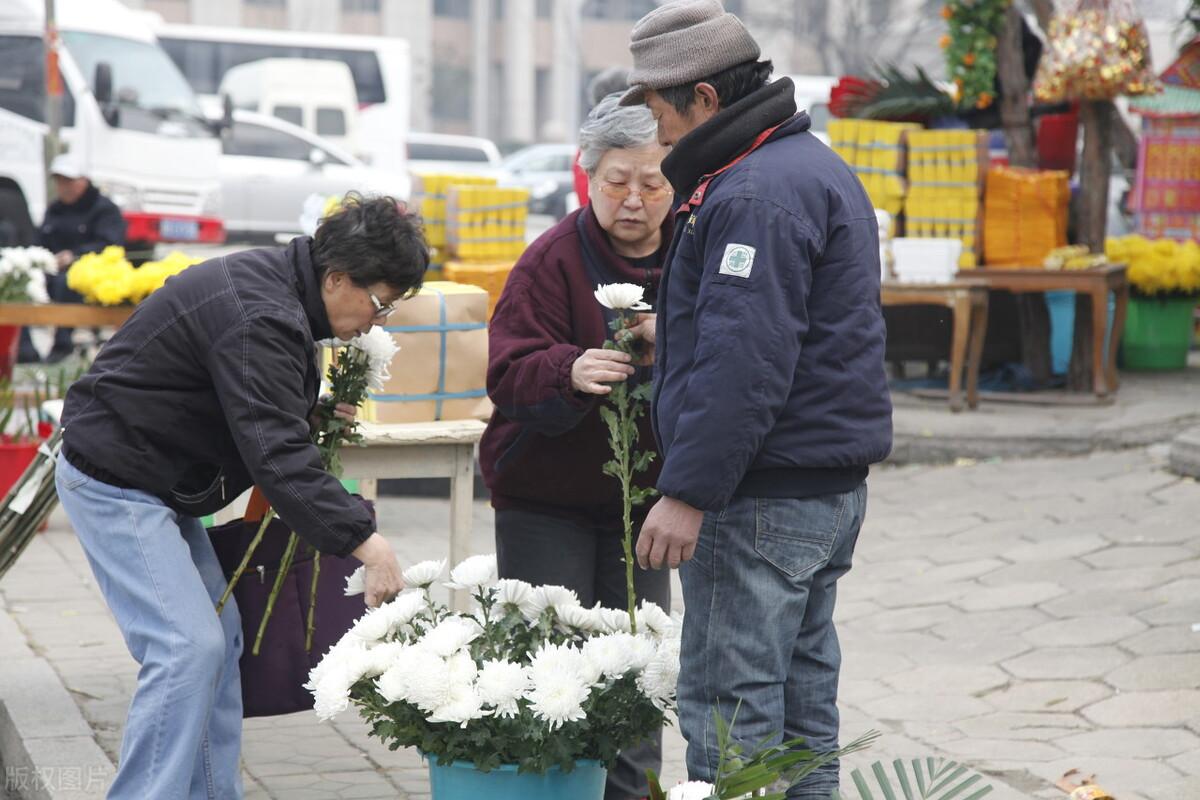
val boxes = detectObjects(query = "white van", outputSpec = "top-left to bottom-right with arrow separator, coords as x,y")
151,23 -> 409,173
0,0 -> 224,248
219,58 -> 360,156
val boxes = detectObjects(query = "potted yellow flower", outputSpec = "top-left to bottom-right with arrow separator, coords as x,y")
1106,235 -> 1200,370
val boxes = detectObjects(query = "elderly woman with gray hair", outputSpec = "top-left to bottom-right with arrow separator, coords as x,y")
479,93 -> 673,800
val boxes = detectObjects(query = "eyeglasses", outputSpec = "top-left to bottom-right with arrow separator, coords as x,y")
369,291 -> 396,320
598,182 -> 673,204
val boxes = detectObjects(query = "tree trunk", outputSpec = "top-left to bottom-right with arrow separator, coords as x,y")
1068,100 -> 1113,391
997,4 -> 1036,169
1028,0 -> 1054,31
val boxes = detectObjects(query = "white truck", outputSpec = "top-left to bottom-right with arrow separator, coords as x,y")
0,0 -> 225,251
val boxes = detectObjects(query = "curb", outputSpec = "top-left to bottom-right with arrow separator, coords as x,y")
1169,425 -> 1200,479
0,607 -> 113,800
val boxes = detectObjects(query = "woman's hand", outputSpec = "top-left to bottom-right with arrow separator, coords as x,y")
571,348 -> 634,395
624,312 -> 656,366
312,394 -> 357,429
350,533 -> 405,608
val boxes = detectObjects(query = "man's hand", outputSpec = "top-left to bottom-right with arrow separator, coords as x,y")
350,533 -> 405,607
622,312 -> 656,366
312,396 -> 357,429
637,495 -> 703,569
55,250 -> 75,268
571,348 -> 634,395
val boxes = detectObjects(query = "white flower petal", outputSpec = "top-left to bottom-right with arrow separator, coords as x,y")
445,553 -> 497,591
593,282 -> 650,311
402,558 -> 446,588
344,566 -> 365,596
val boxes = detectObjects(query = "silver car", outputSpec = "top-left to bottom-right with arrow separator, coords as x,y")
218,109 -> 411,241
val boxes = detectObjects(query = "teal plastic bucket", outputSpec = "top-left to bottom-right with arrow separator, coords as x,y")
426,758 -> 606,800
1044,290 -> 1116,376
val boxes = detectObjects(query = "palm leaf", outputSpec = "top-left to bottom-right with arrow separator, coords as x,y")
838,757 -> 993,800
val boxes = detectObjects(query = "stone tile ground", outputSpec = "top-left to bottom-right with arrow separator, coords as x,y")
2,445 -> 1198,799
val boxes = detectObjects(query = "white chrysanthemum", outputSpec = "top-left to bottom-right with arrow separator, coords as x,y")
527,641 -> 590,684
582,633 -> 640,681
306,637 -> 368,691
476,659 -> 529,718
26,270 -> 49,304
0,248 -> 32,274
364,640 -> 408,675
309,641 -> 379,721
555,603 -> 604,633
599,607 -> 633,634
527,670 -> 591,730
594,282 -> 651,311
445,553 -> 497,591
636,601 -> 674,636
348,327 -> 400,392
26,246 -> 57,274
402,558 -> 446,588
401,651 -> 461,713
419,616 -> 482,658
522,584 -> 581,621
376,645 -> 443,704
348,591 -> 428,642
667,781 -> 715,800
427,683 -> 486,727
637,635 -> 680,709
344,566 -> 365,596
493,578 -> 534,612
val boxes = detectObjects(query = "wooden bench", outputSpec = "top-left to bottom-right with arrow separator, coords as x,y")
955,263 -> 1128,398
881,280 -> 990,412
0,303 -> 136,327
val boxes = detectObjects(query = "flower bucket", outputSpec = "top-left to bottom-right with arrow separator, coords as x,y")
0,440 -> 41,497
0,325 -> 20,381
427,758 -> 606,800
1121,295 -> 1199,371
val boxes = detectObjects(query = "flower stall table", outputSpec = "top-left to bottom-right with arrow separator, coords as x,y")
880,280 -> 990,412
0,302 -> 136,327
339,419 -> 486,609
955,263 -> 1129,398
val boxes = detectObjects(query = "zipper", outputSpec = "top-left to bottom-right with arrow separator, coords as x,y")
256,565 -> 265,584
220,474 -> 226,502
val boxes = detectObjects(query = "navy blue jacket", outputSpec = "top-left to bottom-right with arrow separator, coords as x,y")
652,79 -> 892,512
37,184 -> 126,256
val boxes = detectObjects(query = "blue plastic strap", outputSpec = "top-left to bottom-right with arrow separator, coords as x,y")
373,390 -> 488,402
384,323 -> 487,333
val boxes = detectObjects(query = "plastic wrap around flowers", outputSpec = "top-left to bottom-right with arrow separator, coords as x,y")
313,554 -> 681,774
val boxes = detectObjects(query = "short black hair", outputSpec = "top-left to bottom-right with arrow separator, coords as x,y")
312,192 -> 429,299
657,59 -> 774,115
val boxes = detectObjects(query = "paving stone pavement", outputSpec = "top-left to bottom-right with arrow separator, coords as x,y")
2,445 -> 1198,799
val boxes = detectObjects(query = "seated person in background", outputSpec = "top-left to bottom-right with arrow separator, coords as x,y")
19,152 -> 126,363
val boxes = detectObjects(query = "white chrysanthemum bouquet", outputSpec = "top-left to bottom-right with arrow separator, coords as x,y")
312,553 -> 681,776
0,246 -> 57,304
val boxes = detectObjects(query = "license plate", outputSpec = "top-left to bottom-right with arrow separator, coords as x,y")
160,218 -> 199,241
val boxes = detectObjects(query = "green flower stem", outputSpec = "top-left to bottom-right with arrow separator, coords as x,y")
217,508 -> 275,614
254,530 -> 300,655
305,550 -> 321,651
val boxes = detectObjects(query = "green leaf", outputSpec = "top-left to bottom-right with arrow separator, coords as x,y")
630,382 -> 654,402
841,757 -> 993,800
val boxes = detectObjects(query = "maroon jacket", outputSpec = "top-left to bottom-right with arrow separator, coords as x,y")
480,207 -> 670,520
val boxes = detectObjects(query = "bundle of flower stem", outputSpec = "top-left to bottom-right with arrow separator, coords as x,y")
215,329 -> 398,655
0,428 -> 63,583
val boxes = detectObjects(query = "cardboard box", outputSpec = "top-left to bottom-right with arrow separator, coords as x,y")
366,281 -> 491,424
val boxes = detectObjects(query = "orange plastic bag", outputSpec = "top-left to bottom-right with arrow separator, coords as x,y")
1033,0 -> 1160,102
983,167 -> 1070,267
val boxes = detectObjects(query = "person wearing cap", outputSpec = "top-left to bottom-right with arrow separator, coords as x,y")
19,153 -> 127,362
622,1 -> 892,797
480,93 -> 672,800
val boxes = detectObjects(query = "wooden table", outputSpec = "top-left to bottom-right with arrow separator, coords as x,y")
340,419 -> 486,608
881,280 -> 990,411
0,303 -> 136,327
955,263 -> 1128,398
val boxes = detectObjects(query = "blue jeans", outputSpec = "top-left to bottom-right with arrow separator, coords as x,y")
678,485 -> 867,800
55,454 -> 244,799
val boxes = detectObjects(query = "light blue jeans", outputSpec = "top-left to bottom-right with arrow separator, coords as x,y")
678,485 -> 867,800
55,453 -> 244,799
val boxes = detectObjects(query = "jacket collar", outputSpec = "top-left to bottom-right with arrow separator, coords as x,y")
287,236 -> 333,342
55,183 -> 100,212
661,77 -> 800,196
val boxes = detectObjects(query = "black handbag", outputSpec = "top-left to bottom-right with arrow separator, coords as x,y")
207,499 -> 370,717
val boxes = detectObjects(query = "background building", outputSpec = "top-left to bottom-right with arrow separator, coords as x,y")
121,0 -> 1190,149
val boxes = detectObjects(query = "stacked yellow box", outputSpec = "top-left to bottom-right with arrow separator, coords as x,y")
446,185 -> 530,262
828,119 -> 918,217
982,166 -> 1070,268
903,130 -> 987,269
443,260 -> 514,319
411,173 -> 499,257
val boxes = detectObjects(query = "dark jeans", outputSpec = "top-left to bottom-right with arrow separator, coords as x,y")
495,506 -> 672,800
678,485 -> 867,800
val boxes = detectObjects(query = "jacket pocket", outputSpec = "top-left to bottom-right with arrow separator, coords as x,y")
753,493 -> 848,578
169,465 -> 227,513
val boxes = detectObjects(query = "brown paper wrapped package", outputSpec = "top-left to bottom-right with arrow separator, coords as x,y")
369,281 -> 492,424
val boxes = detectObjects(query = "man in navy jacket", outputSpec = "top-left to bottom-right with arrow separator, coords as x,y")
622,2 -> 892,797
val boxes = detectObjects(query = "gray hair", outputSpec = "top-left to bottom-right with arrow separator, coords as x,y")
577,92 -> 659,176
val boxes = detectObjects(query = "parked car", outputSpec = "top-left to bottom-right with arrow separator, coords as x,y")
405,132 -> 507,180
216,109 -> 410,240
502,143 -> 577,219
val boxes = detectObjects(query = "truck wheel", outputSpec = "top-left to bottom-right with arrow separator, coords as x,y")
0,186 -> 35,246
